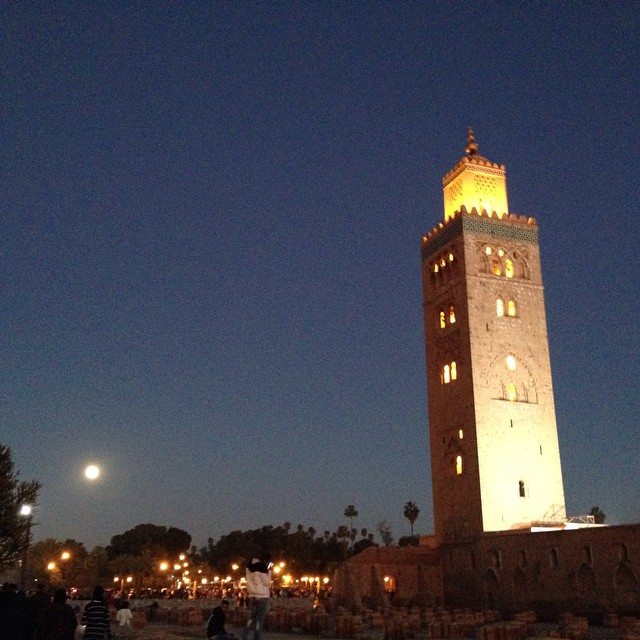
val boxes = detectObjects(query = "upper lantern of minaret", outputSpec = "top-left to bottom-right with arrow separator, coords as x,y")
442,128 -> 509,222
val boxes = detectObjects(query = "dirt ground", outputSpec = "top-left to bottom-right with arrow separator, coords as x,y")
109,622 -> 623,640
110,623 -> 319,640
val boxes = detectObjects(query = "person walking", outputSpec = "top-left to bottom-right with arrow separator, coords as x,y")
115,600 -> 133,633
80,586 -> 112,640
35,589 -> 77,640
240,554 -> 271,640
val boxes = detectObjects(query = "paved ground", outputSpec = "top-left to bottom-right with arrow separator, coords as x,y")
110,622 -> 624,640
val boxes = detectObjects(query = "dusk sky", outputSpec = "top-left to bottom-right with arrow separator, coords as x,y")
2,3 -> 639,551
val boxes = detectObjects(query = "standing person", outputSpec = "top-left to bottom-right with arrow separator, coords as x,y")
0,583 -> 34,640
115,600 -> 133,632
29,584 -> 51,633
81,586 -> 112,640
35,589 -> 77,640
240,554 -> 271,640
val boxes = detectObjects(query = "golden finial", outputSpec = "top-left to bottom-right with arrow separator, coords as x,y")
465,127 -> 478,156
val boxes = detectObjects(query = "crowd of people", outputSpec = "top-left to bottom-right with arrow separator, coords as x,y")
1,551 -> 317,640
0,583 -> 133,640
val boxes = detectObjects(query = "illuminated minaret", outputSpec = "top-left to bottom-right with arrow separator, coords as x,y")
421,130 -> 566,541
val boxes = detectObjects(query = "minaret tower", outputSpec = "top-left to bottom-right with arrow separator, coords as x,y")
421,130 -> 566,541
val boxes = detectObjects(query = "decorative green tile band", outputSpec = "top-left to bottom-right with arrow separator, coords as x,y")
421,214 -> 538,260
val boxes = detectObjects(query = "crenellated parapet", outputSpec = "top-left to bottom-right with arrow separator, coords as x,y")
421,206 -> 537,260
442,155 -> 506,185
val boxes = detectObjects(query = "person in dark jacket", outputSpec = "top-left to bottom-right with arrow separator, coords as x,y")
80,586 -> 111,640
0,584 -> 34,640
29,584 -> 51,633
207,600 -> 233,640
36,589 -> 77,640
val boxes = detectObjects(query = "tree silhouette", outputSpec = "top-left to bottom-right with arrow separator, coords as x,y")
403,501 -> 420,537
0,445 -> 41,572
344,505 -> 358,548
589,506 -> 606,524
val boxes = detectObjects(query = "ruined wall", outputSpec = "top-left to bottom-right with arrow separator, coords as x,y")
443,524 -> 640,617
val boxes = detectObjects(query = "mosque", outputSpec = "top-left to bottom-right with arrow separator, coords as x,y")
332,132 -> 639,616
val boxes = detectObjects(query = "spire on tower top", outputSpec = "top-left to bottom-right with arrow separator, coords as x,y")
465,127 -> 479,156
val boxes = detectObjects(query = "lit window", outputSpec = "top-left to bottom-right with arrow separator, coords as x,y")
492,260 -> 502,276
485,246 -> 492,255
440,258 -> 446,267
507,383 -> 517,402
506,355 -> 517,371
442,361 -> 457,384
449,306 -> 456,323
507,300 -> 517,317
458,429 -> 464,439
496,299 -> 504,317
448,253 -> 454,262
439,311 -> 446,329
498,249 -> 504,257
433,264 -> 439,273
456,455 -> 463,475
505,259 -> 514,278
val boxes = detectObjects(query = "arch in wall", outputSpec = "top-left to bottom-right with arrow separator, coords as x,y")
483,568 -> 499,609
575,563 -> 598,604
511,566 -> 529,609
613,563 -> 639,610
475,244 -> 531,281
485,351 -> 539,403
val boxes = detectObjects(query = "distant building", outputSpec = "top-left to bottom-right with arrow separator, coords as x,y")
333,132 -> 639,615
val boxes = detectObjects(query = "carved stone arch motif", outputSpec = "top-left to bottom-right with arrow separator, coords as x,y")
575,563 -> 598,603
475,241 -> 531,281
475,242 -> 491,274
613,563 -> 640,610
511,248 -> 531,280
614,563 -> 637,590
484,351 -> 539,403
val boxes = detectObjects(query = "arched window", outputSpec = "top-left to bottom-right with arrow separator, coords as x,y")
443,364 -> 451,384
505,258 -> 514,278
519,480 -> 526,497
439,311 -> 446,329
506,355 -> 517,371
449,305 -> 456,324
456,455 -> 463,475
507,299 -> 517,317
507,383 -> 518,402
451,361 -> 457,380
492,259 -> 502,276
517,550 -> 528,568
496,298 -> 505,317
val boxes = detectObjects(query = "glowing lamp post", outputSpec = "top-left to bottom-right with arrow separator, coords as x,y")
19,504 -> 33,588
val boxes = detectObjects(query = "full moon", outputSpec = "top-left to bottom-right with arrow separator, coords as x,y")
84,464 -> 101,480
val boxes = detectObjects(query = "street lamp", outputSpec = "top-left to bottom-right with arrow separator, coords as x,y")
19,504 -> 33,589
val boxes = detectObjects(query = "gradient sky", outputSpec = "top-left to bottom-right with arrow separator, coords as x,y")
2,2 -> 639,551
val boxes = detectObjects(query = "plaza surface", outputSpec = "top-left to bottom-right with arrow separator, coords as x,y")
106,620 -> 624,640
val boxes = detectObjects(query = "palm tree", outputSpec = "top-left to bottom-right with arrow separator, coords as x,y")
403,501 -> 420,537
344,504 -> 358,521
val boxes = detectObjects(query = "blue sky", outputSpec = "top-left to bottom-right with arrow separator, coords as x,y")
2,2 -> 638,549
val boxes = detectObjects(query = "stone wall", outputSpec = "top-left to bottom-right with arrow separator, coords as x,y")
334,525 -> 640,617
443,524 -> 640,617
